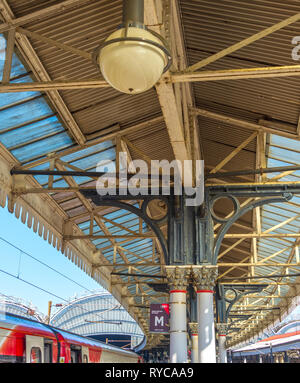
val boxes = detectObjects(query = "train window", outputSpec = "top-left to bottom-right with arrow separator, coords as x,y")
44,343 -> 53,363
70,346 -> 82,363
30,347 -> 42,363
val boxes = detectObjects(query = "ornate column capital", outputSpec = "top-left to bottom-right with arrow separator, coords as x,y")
216,323 -> 228,336
191,265 -> 218,291
189,322 -> 198,335
165,266 -> 192,291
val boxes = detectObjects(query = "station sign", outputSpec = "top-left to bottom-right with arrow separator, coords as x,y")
149,303 -> 169,333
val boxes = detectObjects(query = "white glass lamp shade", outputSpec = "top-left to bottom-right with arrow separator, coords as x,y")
99,27 -> 167,94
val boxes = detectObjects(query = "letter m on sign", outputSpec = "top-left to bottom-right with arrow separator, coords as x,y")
155,316 -> 164,326
150,304 -> 169,334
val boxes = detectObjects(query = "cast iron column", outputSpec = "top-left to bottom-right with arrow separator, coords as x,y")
192,265 -> 218,363
216,323 -> 228,363
189,322 -> 199,363
166,266 -> 190,363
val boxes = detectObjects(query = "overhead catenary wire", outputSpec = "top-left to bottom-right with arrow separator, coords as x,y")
0,237 -> 120,322
0,267 -> 123,324
0,267 -> 68,303
0,236 -> 93,292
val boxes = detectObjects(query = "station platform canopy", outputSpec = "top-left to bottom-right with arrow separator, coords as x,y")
232,320 -> 300,358
0,0 -> 299,351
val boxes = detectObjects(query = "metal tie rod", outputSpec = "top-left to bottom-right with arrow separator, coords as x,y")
206,165 -> 300,179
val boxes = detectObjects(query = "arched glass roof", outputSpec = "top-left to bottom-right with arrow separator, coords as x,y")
0,295 -> 45,322
50,291 -> 145,349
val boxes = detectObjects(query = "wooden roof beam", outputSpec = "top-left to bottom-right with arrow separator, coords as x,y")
221,233 -> 300,239
192,108 -> 300,140
184,12 -> 300,72
144,0 -> 201,182
172,65 -> 300,83
0,0 -> 95,34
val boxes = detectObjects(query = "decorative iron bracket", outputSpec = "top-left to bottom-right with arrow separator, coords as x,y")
80,190 -> 169,264
216,283 -> 269,324
207,187 -> 294,264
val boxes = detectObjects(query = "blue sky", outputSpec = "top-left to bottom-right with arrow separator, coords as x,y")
0,206 -> 105,316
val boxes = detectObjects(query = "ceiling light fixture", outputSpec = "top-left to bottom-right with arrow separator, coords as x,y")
93,0 -> 172,94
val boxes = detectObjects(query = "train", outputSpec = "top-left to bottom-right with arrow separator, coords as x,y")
230,322 -> 300,363
0,311 -> 143,363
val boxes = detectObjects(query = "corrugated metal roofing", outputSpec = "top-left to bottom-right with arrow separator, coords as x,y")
0,0 -> 299,350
